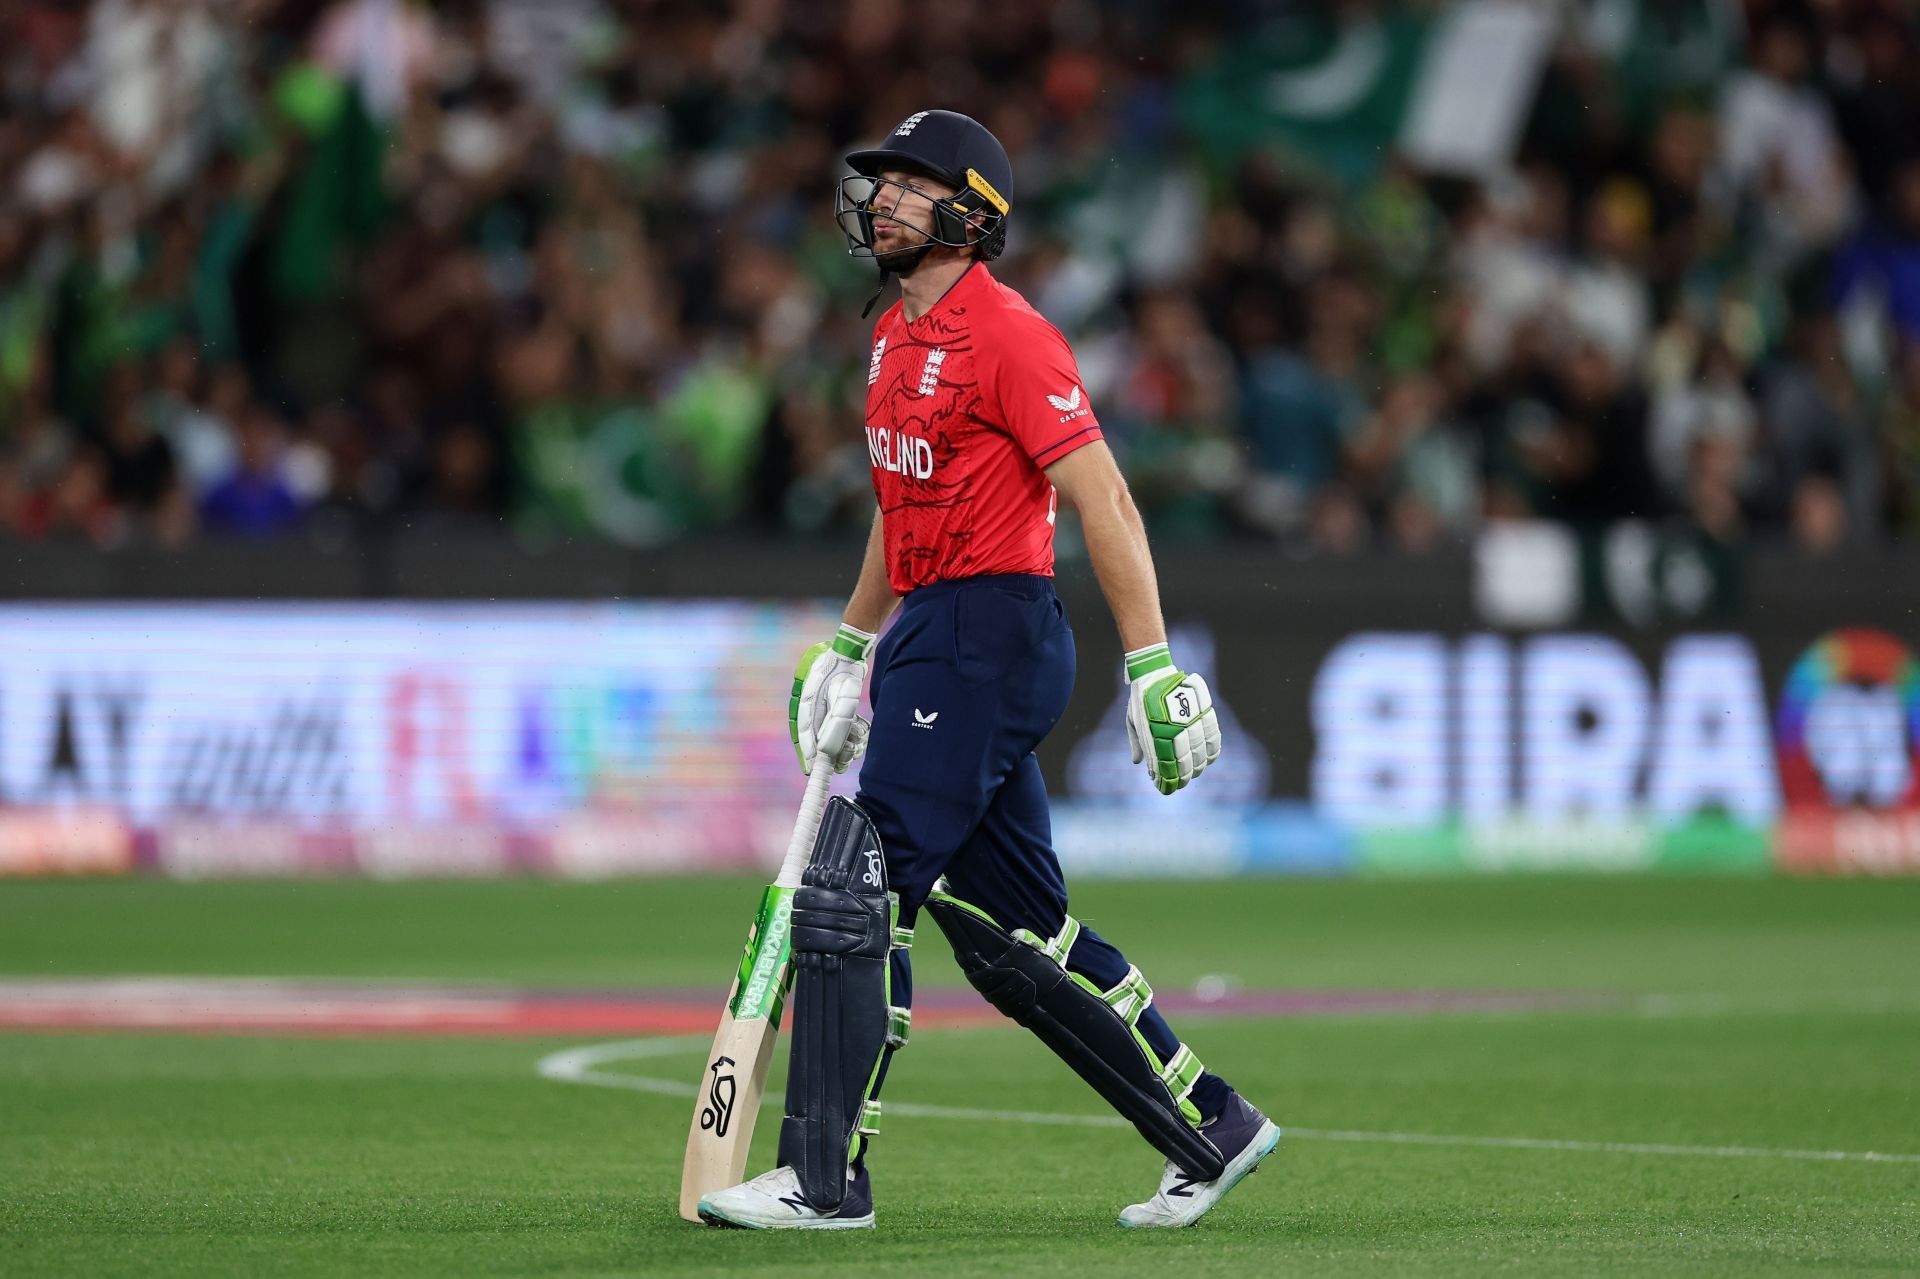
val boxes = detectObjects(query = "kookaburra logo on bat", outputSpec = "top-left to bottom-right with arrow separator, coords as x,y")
701,1056 -> 737,1136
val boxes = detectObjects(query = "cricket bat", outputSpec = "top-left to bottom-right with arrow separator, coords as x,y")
678,762 -> 835,1222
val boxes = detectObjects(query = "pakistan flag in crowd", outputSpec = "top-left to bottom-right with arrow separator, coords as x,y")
1178,1 -> 1738,185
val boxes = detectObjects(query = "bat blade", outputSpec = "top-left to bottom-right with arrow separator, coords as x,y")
679,762 -> 833,1223
678,883 -> 795,1222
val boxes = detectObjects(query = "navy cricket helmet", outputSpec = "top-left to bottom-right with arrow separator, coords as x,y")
835,109 -> 1013,265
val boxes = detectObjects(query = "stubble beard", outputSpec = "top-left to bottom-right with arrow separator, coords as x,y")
886,245 -> 937,277
873,225 -> 937,277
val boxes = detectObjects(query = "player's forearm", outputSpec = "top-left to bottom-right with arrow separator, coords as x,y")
842,507 -> 899,634
1076,481 -> 1168,653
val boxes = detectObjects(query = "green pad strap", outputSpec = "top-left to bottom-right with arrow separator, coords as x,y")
845,899 -> 899,1166
927,879 -> 1001,929
1101,964 -> 1154,1027
887,893 -> 911,952
1156,1043 -> 1205,1129
1012,913 -> 1081,969
932,880 -> 1087,967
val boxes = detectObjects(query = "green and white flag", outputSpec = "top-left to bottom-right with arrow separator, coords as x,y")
1180,2 -> 1568,183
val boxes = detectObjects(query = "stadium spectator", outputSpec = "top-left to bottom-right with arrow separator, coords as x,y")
1885,339 -> 1920,535
1649,338 -> 1759,514
199,403 -> 305,537
1717,17 -> 1853,269
1832,157 -> 1920,344
99,377 -> 183,530
1761,312 -> 1880,548
25,448 -> 117,545
156,354 -> 245,498
1346,374 -> 1476,554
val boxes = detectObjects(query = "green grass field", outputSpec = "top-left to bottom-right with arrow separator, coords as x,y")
3,875 -> 1919,1276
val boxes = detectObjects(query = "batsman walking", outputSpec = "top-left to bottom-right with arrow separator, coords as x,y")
698,110 -> 1279,1231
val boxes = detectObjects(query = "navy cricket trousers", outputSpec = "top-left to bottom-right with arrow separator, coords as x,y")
852,573 -> 1229,1126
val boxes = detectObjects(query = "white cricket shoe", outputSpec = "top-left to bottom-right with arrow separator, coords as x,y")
697,1163 -> 875,1231
1118,1093 -> 1281,1228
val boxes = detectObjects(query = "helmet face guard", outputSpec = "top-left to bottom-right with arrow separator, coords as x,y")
834,172 -> 1009,269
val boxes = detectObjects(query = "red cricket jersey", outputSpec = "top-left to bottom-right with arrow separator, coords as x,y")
863,264 -> 1103,593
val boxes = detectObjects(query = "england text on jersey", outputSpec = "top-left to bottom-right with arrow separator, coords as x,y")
867,426 -> 935,479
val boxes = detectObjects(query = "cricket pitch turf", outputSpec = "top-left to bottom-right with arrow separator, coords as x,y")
2,875 -> 1917,1276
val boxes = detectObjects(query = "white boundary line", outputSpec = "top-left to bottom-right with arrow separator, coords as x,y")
537,1036 -> 1920,1167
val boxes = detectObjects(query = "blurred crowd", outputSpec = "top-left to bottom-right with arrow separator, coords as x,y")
2,0 -> 1918,555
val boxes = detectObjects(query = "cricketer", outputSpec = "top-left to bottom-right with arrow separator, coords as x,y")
697,109 -> 1280,1231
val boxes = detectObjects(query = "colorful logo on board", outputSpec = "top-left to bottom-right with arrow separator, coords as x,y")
1776,629 -> 1920,810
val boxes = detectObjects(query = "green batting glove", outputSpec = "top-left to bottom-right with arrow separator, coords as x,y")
791,622 -> 876,775
1122,642 -> 1224,796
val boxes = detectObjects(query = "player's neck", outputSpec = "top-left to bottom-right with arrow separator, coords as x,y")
897,256 -> 976,322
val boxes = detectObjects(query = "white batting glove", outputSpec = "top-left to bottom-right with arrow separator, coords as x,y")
790,622 -> 876,775
1123,642 -> 1223,796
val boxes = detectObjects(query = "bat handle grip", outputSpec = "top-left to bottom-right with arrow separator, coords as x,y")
773,764 -> 835,889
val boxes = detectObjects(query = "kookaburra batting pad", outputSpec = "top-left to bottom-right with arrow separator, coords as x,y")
776,797 -> 903,1211
924,886 -> 1226,1181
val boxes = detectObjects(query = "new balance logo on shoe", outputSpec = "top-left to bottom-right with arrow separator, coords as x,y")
778,1193 -> 811,1214
912,709 -> 938,730
1166,1177 -> 1200,1199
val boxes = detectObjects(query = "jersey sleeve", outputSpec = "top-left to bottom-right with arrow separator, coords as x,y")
988,313 -> 1104,468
